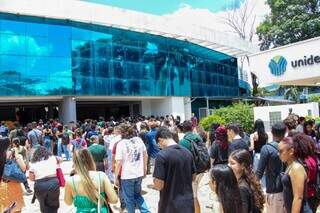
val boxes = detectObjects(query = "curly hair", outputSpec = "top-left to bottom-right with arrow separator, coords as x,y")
291,133 -> 315,159
31,146 -> 51,163
229,149 -> 265,211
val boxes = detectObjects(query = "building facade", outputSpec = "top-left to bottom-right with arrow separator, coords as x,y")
0,0 -> 255,123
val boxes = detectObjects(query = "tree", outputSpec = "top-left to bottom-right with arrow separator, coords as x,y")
283,86 -> 300,103
257,0 -> 320,50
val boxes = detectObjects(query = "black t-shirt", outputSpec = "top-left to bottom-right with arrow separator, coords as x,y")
210,142 -> 228,165
153,144 -> 195,213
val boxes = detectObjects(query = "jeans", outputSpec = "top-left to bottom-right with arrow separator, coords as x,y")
62,144 -> 70,161
44,137 -> 52,153
57,138 -> 62,157
107,149 -> 114,183
121,177 -> 150,213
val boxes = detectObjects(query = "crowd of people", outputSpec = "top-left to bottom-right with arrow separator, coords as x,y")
0,113 -> 320,213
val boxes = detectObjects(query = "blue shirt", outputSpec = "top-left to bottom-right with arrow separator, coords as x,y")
146,128 -> 160,158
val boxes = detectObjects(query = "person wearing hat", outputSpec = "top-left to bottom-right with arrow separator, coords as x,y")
88,135 -> 108,172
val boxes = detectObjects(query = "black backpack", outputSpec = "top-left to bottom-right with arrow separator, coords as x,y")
186,137 -> 210,174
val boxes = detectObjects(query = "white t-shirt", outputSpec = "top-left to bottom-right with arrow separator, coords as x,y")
104,134 -> 122,151
29,156 -> 57,180
115,137 -> 146,179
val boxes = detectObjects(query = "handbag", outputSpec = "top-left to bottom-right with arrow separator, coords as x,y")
56,157 -> 65,187
2,159 -> 27,183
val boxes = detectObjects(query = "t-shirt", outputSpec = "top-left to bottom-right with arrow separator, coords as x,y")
88,144 -> 107,163
153,144 -> 195,213
228,138 -> 249,155
210,142 -> 228,165
115,137 -> 146,179
71,138 -> 87,150
27,129 -> 42,147
104,134 -> 121,151
29,156 -> 57,180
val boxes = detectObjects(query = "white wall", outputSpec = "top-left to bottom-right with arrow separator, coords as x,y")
249,37 -> 320,86
140,97 -> 191,121
254,102 -> 319,130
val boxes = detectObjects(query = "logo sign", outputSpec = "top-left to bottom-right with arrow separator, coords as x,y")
269,55 -> 287,76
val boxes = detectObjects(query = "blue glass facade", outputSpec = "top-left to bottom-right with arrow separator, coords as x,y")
0,16 -> 239,97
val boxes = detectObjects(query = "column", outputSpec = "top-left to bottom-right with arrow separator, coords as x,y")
60,96 -> 77,125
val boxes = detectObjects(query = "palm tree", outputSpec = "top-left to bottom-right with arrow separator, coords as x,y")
284,86 -> 300,103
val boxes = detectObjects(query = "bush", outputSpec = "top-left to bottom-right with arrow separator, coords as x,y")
200,114 -> 226,131
308,95 -> 320,103
200,102 -> 254,133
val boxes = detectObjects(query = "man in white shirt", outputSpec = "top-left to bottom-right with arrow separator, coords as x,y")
115,123 -> 150,213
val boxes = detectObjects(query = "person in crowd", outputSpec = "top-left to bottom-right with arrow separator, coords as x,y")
12,137 -> 32,194
196,126 -> 208,147
61,125 -> 71,161
296,117 -> 306,133
292,133 -> 319,212
283,114 -> 299,135
0,121 -> 8,137
86,124 -> 98,146
209,123 -> 220,147
146,118 -> 160,174
209,164 -> 242,213
256,122 -> 287,213
179,120 -> 205,213
112,132 -> 126,213
210,126 -> 229,165
279,137 -> 312,213
104,126 -> 122,183
71,129 -> 87,151
0,137 -> 26,212
176,123 -> 185,141
226,123 -> 249,155
27,121 -> 42,160
29,146 -> 60,213
229,149 -> 265,213
88,135 -> 108,172
56,124 -> 64,158
303,120 -> 316,140
153,126 -> 195,213
64,149 -> 118,212
191,113 -> 198,129
250,119 -> 268,171
9,121 -> 21,142
42,123 -> 53,153
115,123 -> 150,213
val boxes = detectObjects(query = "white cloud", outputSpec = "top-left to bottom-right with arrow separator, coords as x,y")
163,0 -> 270,46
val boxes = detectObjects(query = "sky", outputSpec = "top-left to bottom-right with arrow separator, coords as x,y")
84,0 -> 247,15
83,0 -> 269,45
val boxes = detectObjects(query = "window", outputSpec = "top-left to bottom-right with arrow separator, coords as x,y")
269,111 -> 282,129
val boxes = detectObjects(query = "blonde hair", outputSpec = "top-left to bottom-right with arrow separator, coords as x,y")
72,149 -> 106,205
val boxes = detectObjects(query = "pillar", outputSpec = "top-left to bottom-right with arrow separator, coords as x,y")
60,96 -> 77,125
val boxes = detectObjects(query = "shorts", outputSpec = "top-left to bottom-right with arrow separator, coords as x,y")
192,173 -> 204,198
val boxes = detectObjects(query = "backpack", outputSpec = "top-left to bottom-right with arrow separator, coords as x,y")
61,132 -> 70,145
186,137 -> 210,174
299,157 -> 319,199
73,138 -> 86,150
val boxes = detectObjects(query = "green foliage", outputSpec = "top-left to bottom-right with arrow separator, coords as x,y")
308,94 -> 320,102
200,102 -> 254,133
257,0 -> 320,50
200,115 -> 226,131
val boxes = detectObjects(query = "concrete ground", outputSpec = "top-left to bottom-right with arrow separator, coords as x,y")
21,160 -> 217,213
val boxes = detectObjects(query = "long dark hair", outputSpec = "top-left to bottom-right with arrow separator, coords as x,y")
254,119 -> 268,141
209,123 -> 220,145
0,137 -> 10,179
211,164 -> 242,213
229,149 -> 265,211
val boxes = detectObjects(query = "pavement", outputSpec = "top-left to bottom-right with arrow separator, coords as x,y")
22,160 -> 218,213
